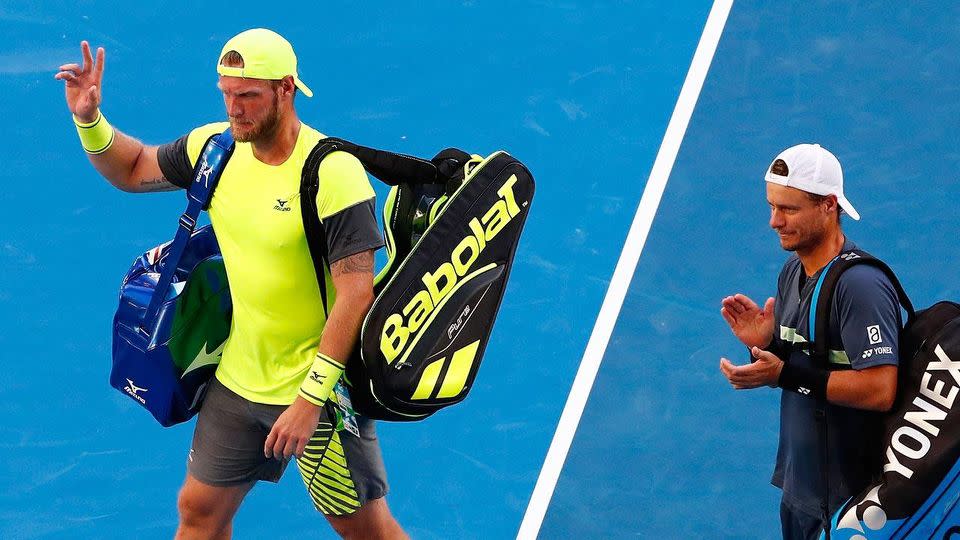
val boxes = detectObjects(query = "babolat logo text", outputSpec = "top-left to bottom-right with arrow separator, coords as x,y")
884,344 -> 960,480
380,175 -> 522,363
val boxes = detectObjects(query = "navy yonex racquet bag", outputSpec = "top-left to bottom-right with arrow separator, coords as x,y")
811,251 -> 960,539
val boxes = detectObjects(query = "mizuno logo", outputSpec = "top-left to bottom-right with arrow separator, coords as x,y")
380,174 -> 523,364
197,157 -> 214,188
123,378 -> 148,405
126,379 -> 147,395
310,370 -> 324,383
274,199 -> 292,212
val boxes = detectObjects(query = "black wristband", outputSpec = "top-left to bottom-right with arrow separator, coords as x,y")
778,362 -> 829,398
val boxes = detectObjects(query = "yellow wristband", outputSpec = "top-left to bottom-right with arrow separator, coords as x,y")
73,110 -> 115,154
298,352 -> 346,406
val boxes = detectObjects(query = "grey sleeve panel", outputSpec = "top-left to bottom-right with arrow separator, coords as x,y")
834,264 -> 902,369
322,198 -> 385,264
157,135 -> 193,189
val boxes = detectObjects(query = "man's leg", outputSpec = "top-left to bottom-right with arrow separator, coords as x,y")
179,378 -> 290,539
175,473 -> 253,540
325,497 -> 407,540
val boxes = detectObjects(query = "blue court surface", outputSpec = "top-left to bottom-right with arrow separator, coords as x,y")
2,1 -> 959,539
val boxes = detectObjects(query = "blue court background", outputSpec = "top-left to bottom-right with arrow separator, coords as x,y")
543,2 -> 960,538
2,1 -> 958,539
1,1 -> 709,538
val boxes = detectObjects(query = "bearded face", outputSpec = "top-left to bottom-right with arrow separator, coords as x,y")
218,76 -> 284,144
766,183 -> 835,253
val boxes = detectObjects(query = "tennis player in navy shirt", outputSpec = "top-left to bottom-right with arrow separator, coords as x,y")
719,144 -> 901,540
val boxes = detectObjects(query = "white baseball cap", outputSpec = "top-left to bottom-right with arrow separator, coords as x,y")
764,143 -> 860,221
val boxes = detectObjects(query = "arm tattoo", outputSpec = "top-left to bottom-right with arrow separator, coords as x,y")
331,250 -> 375,276
139,177 -> 177,192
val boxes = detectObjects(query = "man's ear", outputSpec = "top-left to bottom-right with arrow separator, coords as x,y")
823,194 -> 839,214
280,76 -> 296,99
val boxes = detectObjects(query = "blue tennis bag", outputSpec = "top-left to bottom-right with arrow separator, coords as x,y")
110,131 -> 235,426
810,251 -> 960,539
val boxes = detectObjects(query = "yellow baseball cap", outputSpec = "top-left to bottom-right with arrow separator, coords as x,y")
216,28 -> 313,98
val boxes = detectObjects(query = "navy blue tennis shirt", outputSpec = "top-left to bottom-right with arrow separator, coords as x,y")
769,239 -> 902,519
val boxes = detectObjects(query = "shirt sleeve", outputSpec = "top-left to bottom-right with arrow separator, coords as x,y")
315,150 -> 384,263
834,264 -> 902,369
156,122 -> 230,189
156,135 -> 193,189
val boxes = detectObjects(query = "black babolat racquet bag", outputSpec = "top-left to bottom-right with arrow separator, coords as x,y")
299,140 -> 534,421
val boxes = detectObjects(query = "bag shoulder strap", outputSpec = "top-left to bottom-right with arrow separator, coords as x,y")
299,139 -> 343,316
298,136 -> 473,312
318,137 -> 441,186
809,249 -> 914,363
141,129 -> 234,332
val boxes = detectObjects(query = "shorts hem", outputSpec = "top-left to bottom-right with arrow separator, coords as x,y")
187,467 -> 262,488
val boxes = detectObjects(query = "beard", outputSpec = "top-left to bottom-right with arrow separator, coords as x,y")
777,224 -> 825,253
231,95 -> 281,143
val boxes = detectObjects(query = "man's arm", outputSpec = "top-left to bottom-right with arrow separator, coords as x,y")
720,348 -> 897,411
826,365 -> 897,411
315,250 -> 377,360
87,132 -> 179,193
56,41 -> 179,193
264,250 -> 376,460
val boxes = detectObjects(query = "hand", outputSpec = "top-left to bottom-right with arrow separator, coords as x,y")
721,294 -> 775,349
719,347 -> 784,390
264,397 -> 323,460
54,41 -> 104,123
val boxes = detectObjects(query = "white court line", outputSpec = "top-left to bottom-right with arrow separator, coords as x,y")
516,1 -> 734,538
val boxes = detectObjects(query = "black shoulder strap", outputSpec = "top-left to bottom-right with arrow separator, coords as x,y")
319,137 -> 443,186
299,140 -> 342,316
809,249 -> 914,364
806,248 -> 913,538
298,137 -> 473,312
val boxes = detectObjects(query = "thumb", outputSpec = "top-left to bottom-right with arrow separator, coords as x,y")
763,297 -> 775,315
751,346 -> 776,363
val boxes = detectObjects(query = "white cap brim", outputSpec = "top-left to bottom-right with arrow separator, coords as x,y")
837,194 -> 860,221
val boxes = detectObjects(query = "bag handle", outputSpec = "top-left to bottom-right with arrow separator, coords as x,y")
139,130 -> 235,336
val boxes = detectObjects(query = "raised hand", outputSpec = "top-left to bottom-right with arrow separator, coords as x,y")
720,294 -> 775,349
55,41 -> 104,123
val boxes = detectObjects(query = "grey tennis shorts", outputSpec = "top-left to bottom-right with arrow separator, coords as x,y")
188,377 -> 388,515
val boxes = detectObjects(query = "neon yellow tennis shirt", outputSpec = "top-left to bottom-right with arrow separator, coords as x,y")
159,122 -> 383,404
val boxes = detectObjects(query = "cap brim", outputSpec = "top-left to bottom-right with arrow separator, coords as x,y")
295,78 -> 313,98
838,194 -> 860,220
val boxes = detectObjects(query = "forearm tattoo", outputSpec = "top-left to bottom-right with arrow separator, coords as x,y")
331,250 -> 374,276
139,177 -> 176,192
